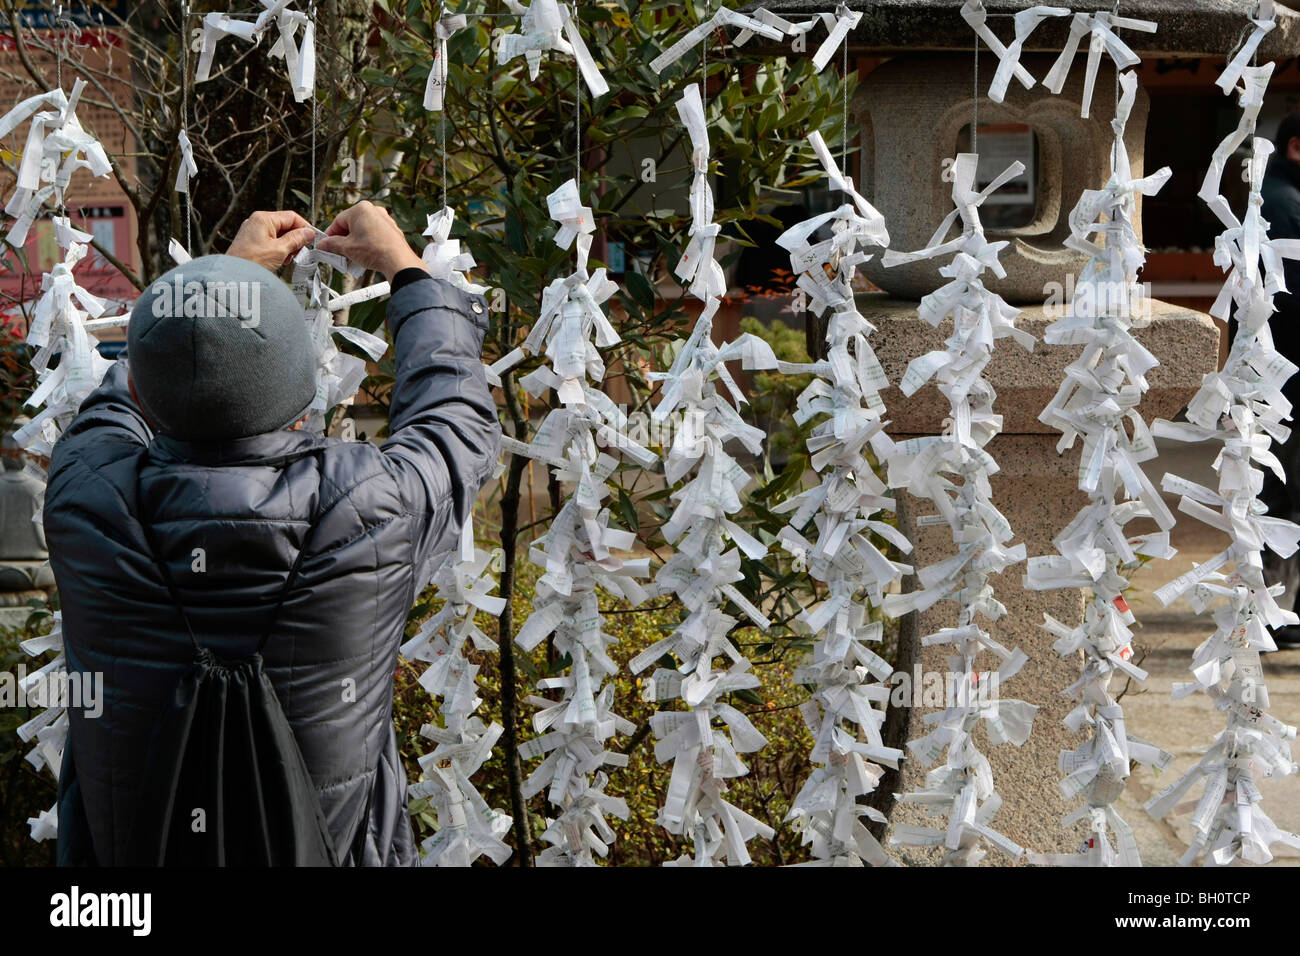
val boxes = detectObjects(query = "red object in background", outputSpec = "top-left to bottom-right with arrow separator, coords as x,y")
0,205 -> 137,305
0,27 -> 141,340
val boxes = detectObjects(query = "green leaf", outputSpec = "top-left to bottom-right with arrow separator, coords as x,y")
617,487 -> 639,532
624,269 -> 656,310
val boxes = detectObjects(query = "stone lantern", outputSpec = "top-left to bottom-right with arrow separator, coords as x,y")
744,0 -> 1300,861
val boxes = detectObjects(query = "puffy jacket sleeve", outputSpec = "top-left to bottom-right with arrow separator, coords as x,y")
380,275 -> 500,587
49,357 -> 153,478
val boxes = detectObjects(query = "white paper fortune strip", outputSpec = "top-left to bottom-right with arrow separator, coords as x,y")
424,12 -> 469,111
1143,39 -> 1300,866
960,1 -> 1071,104
1217,1 -> 1275,97
1041,9 -> 1157,118
1023,69 -> 1176,867
175,129 -> 198,194
670,84 -> 725,301
288,236 -> 387,433
401,516 -> 514,866
501,178 -> 653,865
421,206 -> 489,295
498,0 -> 609,97
196,0 -> 316,103
730,4 -> 862,74
770,130 -> 908,866
878,152 -> 1039,866
649,6 -> 785,74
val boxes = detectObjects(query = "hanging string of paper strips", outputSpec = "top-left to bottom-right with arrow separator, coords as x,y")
400,516 -> 514,866
879,152 -> 1040,866
0,78 -> 120,841
1023,68 -> 1178,867
397,204 -> 513,866
771,127 -> 908,867
487,176 -> 656,865
625,74 -> 787,865
1143,1 -> 1300,866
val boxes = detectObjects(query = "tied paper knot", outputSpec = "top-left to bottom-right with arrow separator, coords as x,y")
424,13 -> 469,111
1,80 -> 112,248
961,1 -> 1070,103
422,206 -> 489,294
175,129 -> 198,194
499,0 -> 609,97
672,84 -> 726,302
197,0 -> 316,102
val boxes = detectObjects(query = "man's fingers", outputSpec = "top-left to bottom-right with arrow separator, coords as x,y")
259,209 -> 314,236
276,226 -> 318,258
323,204 -> 363,236
315,234 -> 353,257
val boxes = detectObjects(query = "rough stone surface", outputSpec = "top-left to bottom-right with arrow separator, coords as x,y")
863,294 -> 1220,433
856,53 -> 1148,302
887,436 -> 1090,863
741,1 -> 1300,59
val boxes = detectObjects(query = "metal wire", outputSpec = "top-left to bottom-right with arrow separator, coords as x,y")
972,28 -> 979,154
182,0 -> 193,251
573,1 -> 580,184
440,1 -> 448,211
702,0 -> 709,116
309,0 -> 317,224
841,30 -> 848,176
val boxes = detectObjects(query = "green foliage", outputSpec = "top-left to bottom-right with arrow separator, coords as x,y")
394,560 -> 818,866
354,4 -> 881,865
2,3 -> 892,868
0,608 -> 57,867
740,315 -> 814,467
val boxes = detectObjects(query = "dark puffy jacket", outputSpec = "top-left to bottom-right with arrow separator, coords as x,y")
44,275 -> 499,866
1260,154 -> 1300,373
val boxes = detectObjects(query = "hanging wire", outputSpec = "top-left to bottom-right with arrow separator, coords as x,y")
1113,0 -> 1121,176
309,0 -> 318,224
972,27 -> 979,154
181,0 -> 193,251
701,0 -> 710,117
573,1 -> 580,184
55,4 -> 64,92
440,1 -> 448,211
54,4 -> 67,219
841,30 -> 849,177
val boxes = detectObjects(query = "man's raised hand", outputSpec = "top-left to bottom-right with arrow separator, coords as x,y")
316,201 -> 427,282
226,210 -> 317,271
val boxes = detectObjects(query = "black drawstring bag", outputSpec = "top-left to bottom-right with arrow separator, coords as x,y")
125,450 -> 346,866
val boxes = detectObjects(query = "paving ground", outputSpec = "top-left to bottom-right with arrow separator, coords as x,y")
1119,439 -> 1300,865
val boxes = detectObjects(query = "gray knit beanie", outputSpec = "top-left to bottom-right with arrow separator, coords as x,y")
127,255 -> 316,441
